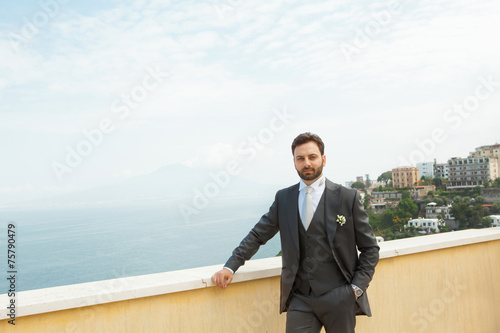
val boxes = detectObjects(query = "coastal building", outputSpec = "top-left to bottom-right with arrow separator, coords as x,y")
392,166 -> 419,188
407,217 -> 441,233
447,156 -> 500,189
434,163 -> 449,180
488,215 -> 500,227
371,191 -> 402,200
469,144 -> 500,158
369,191 -> 401,211
447,143 -> 500,189
425,203 -> 454,220
413,185 -> 436,199
425,202 -> 457,230
417,162 -> 434,179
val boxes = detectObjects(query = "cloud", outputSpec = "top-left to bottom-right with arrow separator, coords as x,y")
1,0 -> 499,196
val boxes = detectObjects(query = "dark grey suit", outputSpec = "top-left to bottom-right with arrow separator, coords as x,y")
224,179 -> 379,322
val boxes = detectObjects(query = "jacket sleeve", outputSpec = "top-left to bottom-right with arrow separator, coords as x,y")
224,192 -> 280,273
351,190 -> 379,291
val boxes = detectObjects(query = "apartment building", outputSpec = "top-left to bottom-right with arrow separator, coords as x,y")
469,144 -> 500,158
434,163 -> 449,180
447,156 -> 500,189
392,166 -> 419,188
417,162 -> 434,179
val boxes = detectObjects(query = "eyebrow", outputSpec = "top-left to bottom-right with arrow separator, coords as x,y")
295,153 -> 319,158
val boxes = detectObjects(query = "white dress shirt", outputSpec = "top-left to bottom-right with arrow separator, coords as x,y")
298,174 -> 326,220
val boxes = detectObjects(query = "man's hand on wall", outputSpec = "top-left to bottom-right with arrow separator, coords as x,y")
211,269 -> 233,289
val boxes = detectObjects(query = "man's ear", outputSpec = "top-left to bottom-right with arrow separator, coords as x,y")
322,155 -> 326,166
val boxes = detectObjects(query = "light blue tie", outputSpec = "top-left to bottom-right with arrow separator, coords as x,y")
302,186 -> 314,230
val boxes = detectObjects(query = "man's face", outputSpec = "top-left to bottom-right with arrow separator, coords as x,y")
293,141 -> 326,184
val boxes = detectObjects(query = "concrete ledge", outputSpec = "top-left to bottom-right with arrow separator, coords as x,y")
378,228 -> 500,258
0,257 -> 282,319
1,228 -> 499,319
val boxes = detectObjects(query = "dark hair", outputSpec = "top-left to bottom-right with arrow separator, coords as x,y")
291,132 -> 325,156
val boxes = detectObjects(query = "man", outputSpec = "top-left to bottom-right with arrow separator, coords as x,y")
212,132 -> 379,332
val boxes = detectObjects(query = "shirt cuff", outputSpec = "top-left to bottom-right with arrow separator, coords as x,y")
223,267 -> 234,274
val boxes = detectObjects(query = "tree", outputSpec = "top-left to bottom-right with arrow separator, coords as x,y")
469,204 -> 484,228
434,197 -> 444,206
474,196 -> 485,204
483,207 -> 491,216
401,190 -> 411,200
419,176 -> 432,186
492,201 -> 500,214
450,202 -> 470,229
363,194 -> 371,210
398,197 -> 418,219
461,196 -> 470,203
432,177 -> 444,189
365,174 -> 372,189
351,181 -> 365,190
377,171 -> 392,186
493,178 -> 500,187
481,216 -> 492,228
451,202 -> 487,229
392,215 -> 403,225
381,209 -> 396,229
473,186 -> 482,195
453,196 -> 462,203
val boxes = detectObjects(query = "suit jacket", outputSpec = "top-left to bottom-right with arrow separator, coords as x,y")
224,179 -> 380,315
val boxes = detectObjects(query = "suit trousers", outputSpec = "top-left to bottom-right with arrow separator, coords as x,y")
286,283 -> 357,333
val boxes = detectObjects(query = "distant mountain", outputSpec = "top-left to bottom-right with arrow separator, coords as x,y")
3,163 -> 283,209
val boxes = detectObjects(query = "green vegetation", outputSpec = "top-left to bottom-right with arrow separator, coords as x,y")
351,181 -> 365,190
368,190 -> 420,240
367,185 -> 500,241
377,171 -> 392,186
492,201 -> 500,214
450,202 -> 491,229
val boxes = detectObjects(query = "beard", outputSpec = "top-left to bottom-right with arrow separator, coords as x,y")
297,164 -> 323,181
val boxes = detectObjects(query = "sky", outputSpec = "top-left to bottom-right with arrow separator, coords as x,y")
1,0 -> 500,204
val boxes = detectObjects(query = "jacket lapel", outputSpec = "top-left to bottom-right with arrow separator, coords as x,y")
287,183 -> 300,255
325,179 -> 341,246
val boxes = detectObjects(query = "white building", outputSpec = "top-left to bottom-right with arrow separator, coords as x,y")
407,218 -> 442,233
488,215 -> 500,227
434,163 -> 449,179
417,162 -> 435,179
425,203 -> 454,220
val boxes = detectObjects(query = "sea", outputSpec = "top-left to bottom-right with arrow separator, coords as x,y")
0,196 -> 281,292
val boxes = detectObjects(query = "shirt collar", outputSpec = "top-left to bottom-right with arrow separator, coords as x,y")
299,174 -> 325,192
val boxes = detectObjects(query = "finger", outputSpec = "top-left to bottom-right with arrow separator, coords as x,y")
213,275 -> 220,287
224,275 -> 233,289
